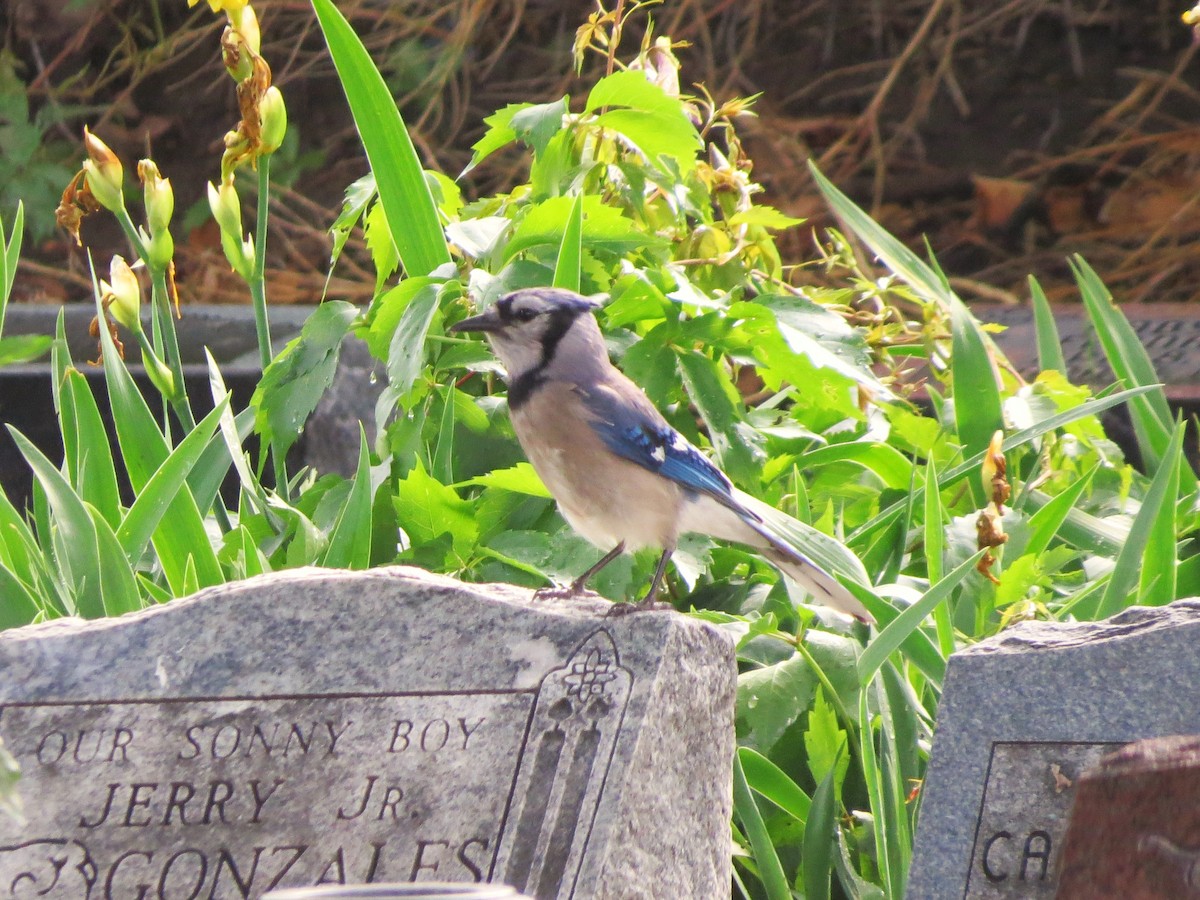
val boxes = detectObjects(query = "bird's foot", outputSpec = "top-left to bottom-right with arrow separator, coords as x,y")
604,596 -> 673,617
534,583 -> 598,601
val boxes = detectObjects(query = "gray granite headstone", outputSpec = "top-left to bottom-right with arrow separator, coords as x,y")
0,567 -> 735,899
908,600 -> 1200,899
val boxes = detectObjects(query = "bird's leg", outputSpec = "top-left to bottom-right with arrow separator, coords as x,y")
534,541 -> 626,600
607,547 -> 674,616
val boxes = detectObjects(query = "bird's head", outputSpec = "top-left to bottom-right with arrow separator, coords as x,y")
450,287 -> 605,382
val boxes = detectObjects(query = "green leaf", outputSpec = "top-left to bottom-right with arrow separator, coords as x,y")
728,206 -> 804,230
395,462 -> 478,555
1028,275 -> 1067,373
1098,421 -> 1184,616
1073,257 -> 1182,486
738,746 -> 811,822
857,551 -> 985,685
737,654 -> 817,755
805,687 -> 849,789
61,369 -> 121,528
253,301 -> 358,459
732,751 -> 792,900
384,282 -> 442,403
96,284 -> 222,593
1021,465 -> 1097,558
322,427 -> 373,569
552,193 -> 584,291
509,97 -> 569,157
0,567 -> 39,629
853,385 -> 1160,549
584,70 -> 680,114
465,102 -> 530,174
0,202 -> 23,337
0,334 -> 51,367
116,398 -> 228,564
90,505 -> 141,616
810,162 -> 958,312
460,462 -> 551,498
802,746 -> 842,900
591,108 -> 702,173
950,300 -> 1004,489
677,350 -> 758,486
800,442 -> 912,491
503,195 -> 659,261
366,275 -> 443,359
312,0 -> 451,277
6,427 -> 103,618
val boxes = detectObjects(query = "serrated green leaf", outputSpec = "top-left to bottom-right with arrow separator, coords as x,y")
510,97 -> 569,157
737,654 -> 818,754
384,282 -> 441,403
677,350 -> 758,486
465,102 -> 532,174
395,462 -> 478,554
592,107 -> 702,173
805,687 -> 849,788
503,195 -> 660,261
254,301 -> 358,459
459,462 -> 551,498
728,206 -> 804,230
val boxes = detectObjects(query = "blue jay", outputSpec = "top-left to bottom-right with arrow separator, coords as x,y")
450,287 -> 872,622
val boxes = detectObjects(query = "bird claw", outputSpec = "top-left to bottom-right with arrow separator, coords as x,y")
533,584 -> 598,601
604,597 -> 673,617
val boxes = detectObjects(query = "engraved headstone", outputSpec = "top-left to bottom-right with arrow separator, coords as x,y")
0,567 -> 736,899
907,600 -> 1200,898
1056,734 -> 1200,899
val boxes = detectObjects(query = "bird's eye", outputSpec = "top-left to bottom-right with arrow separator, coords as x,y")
513,307 -> 539,322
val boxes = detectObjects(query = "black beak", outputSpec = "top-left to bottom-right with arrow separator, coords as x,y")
449,308 -> 502,334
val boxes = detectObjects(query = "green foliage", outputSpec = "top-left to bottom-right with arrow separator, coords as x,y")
0,54 -> 76,243
0,2 -> 1197,898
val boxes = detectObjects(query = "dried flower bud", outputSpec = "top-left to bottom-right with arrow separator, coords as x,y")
82,128 -> 124,213
138,159 -> 174,236
981,430 -> 1010,513
258,85 -> 287,155
101,255 -> 141,331
226,4 -> 259,55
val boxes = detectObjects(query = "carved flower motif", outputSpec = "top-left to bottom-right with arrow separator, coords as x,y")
564,650 -> 618,699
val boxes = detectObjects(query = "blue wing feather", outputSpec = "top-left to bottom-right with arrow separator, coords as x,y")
581,386 -> 736,502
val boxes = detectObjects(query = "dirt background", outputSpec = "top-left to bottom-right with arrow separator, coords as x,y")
5,0 -> 1200,308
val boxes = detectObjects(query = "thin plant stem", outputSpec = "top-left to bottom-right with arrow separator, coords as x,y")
249,157 -> 290,501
